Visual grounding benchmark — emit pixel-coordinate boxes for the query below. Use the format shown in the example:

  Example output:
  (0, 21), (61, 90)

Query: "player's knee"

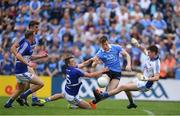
(35, 80), (44, 88)
(120, 84), (127, 91)
(39, 81), (44, 88)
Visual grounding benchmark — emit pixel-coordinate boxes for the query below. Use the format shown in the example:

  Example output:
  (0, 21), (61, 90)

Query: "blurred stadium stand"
(0, 0), (180, 79)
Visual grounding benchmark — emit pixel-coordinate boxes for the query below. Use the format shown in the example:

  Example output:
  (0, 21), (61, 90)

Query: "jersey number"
(66, 75), (71, 85)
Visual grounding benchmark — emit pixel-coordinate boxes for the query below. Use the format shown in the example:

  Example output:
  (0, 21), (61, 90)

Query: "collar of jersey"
(68, 66), (77, 69)
(150, 56), (159, 61)
(24, 39), (31, 45)
(101, 44), (112, 52)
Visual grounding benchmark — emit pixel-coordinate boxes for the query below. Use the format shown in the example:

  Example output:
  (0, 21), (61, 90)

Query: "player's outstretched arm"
(84, 67), (109, 78)
(131, 38), (148, 55)
(142, 73), (160, 81)
(78, 58), (93, 69)
(91, 56), (102, 68)
(11, 39), (19, 57)
(16, 53), (36, 68)
(30, 51), (48, 60)
(122, 49), (131, 71)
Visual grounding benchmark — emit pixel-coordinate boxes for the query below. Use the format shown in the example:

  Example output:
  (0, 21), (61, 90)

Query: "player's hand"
(136, 73), (147, 81)
(101, 67), (109, 73)
(39, 50), (48, 57)
(28, 61), (37, 68)
(125, 65), (132, 71)
(131, 38), (140, 47)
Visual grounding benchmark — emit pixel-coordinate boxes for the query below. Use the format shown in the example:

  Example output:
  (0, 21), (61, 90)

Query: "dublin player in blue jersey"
(4, 30), (48, 108)
(39, 56), (108, 109)
(11, 21), (45, 106)
(91, 35), (131, 104)
(93, 38), (160, 109)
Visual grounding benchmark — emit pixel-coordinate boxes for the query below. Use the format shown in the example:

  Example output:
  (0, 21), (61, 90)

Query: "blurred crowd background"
(0, 0), (180, 79)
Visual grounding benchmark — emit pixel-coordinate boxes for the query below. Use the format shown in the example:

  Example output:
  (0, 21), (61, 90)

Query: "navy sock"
(32, 96), (38, 102)
(101, 92), (109, 98)
(45, 98), (50, 102)
(6, 97), (14, 105)
(20, 89), (32, 98)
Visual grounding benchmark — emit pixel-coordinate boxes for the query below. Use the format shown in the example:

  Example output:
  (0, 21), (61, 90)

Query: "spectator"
(140, 14), (151, 28)
(81, 40), (96, 57)
(175, 48), (180, 79)
(130, 5), (144, 24)
(45, 55), (59, 77)
(139, 0), (151, 13)
(151, 11), (167, 36)
(147, 0), (160, 16)
(172, 8), (180, 28)
(0, 0), (179, 79)
(36, 57), (48, 76)
(29, 0), (41, 14)
(160, 53), (176, 78)
(117, 6), (129, 24)
(0, 51), (14, 75)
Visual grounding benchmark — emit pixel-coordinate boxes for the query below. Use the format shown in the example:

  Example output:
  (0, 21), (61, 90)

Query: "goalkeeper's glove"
(131, 38), (140, 47)
(136, 73), (148, 81)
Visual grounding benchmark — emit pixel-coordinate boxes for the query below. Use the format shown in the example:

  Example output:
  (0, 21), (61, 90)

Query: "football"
(97, 74), (110, 88)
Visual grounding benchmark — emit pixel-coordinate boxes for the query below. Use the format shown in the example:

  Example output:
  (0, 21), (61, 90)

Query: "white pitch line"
(143, 109), (155, 116)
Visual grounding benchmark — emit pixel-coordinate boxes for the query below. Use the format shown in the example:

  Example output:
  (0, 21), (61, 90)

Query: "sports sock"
(101, 92), (109, 98)
(32, 96), (38, 102)
(45, 98), (50, 102)
(20, 89), (32, 98)
(6, 97), (14, 105)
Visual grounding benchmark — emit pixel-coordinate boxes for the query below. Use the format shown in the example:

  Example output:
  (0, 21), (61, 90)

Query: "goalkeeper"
(93, 38), (161, 109)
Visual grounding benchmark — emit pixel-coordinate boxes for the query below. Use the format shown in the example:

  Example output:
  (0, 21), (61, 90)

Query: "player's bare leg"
(108, 82), (138, 96)
(19, 75), (44, 106)
(107, 79), (120, 92)
(16, 82), (29, 106)
(95, 82), (138, 109)
(28, 67), (44, 106)
(78, 100), (96, 109)
(108, 81), (139, 108)
(125, 91), (137, 109)
(40, 93), (65, 104)
(92, 79), (119, 104)
(4, 82), (27, 108)
(30, 73), (44, 106)
(29, 75), (44, 92)
(118, 82), (138, 109)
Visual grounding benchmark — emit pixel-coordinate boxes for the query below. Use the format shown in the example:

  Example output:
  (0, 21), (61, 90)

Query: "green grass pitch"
(0, 97), (180, 115)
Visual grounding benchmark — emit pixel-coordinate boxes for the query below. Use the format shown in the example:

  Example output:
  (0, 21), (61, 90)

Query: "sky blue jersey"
(96, 44), (122, 72)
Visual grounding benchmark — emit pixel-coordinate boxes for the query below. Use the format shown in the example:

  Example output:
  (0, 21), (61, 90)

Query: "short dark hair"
(147, 45), (158, 54)
(25, 30), (34, 39)
(29, 20), (39, 28)
(64, 56), (74, 66)
(99, 35), (108, 44)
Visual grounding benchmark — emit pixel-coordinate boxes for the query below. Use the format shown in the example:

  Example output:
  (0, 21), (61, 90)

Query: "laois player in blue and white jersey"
(4, 30), (48, 108)
(64, 56), (108, 109)
(11, 21), (45, 106)
(39, 56), (108, 109)
(91, 35), (132, 104)
(93, 38), (160, 109)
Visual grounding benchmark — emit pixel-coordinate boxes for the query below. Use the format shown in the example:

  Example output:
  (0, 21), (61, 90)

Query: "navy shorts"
(104, 70), (121, 80)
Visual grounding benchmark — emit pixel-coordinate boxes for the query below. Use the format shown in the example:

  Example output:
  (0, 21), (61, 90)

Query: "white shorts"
(64, 91), (82, 106)
(15, 72), (32, 83)
(133, 78), (151, 92)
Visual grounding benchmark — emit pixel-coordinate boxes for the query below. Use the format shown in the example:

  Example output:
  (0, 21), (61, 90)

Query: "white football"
(97, 74), (110, 88)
